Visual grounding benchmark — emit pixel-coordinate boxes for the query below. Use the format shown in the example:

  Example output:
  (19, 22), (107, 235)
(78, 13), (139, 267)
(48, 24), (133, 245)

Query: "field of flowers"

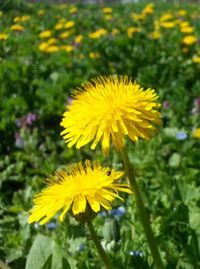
(0, 1), (200, 269)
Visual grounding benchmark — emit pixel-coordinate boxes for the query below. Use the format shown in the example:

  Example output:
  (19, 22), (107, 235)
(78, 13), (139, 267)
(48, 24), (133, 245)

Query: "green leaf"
(169, 153), (181, 167)
(25, 235), (52, 269)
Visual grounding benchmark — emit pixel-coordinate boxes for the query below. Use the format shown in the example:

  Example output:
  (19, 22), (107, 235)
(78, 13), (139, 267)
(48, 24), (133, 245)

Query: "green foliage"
(0, 1), (200, 269)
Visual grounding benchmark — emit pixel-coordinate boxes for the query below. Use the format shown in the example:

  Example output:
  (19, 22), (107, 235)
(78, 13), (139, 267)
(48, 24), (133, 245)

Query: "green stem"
(121, 148), (164, 269)
(87, 219), (114, 269)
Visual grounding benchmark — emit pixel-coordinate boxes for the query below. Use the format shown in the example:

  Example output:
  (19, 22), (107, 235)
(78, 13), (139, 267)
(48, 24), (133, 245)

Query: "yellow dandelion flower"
(111, 28), (120, 36)
(192, 128), (200, 139)
(192, 56), (200, 63)
(74, 34), (83, 44)
(127, 27), (141, 38)
(39, 30), (52, 38)
(179, 21), (189, 28)
(13, 16), (21, 23)
(105, 14), (113, 21)
(180, 26), (194, 34)
(47, 38), (57, 45)
(89, 28), (107, 39)
(59, 30), (73, 39)
(55, 23), (64, 30)
(182, 35), (197, 46)
(69, 6), (77, 14)
(38, 42), (49, 51)
(159, 13), (173, 22)
(88, 28), (107, 39)
(177, 9), (187, 16)
(60, 76), (161, 155)
(131, 13), (145, 21)
(161, 21), (176, 29)
(10, 24), (24, 31)
(142, 3), (154, 16)
(45, 45), (59, 53)
(28, 160), (132, 224)
(149, 31), (161, 39)
(0, 33), (8, 40)
(102, 7), (112, 14)
(64, 21), (75, 29)
(89, 52), (100, 59)
(61, 45), (74, 52)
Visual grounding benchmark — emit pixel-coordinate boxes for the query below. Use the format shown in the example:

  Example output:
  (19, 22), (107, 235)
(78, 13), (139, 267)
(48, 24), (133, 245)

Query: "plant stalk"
(121, 147), (164, 269)
(87, 219), (114, 269)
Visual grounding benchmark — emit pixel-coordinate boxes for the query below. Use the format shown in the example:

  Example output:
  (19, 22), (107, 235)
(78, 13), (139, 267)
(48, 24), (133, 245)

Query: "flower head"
(28, 160), (132, 225)
(61, 75), (161, 155)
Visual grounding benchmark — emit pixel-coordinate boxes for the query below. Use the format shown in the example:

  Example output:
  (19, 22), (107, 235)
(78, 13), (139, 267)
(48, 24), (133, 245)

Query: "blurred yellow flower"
(105, 14), (113, 20)
(179, 21), (189, 28)
(180, 26), (194, 34)
(10, 24), (24, 31)
(182, 35), (197, 46)
(45, 46), (59, 53)
(69, 6), (77, 14)
(55, 23), (64, 30)
(131, 13), (145, 21)
(102, 7), (112, 14)
(64, 21), (75, 29)
(127, 27), (141, 38)
(142, 3), (154, 15)
(60, 30), (73, 39)
(192, 128), (200, 139)
(28, 160), (132, 224)
(74, 34), (83, 44)
(177, 9), (187, 16)
(160, 13), (173, 22)
(161, 21), (176, 29)
(38, 42), (49, 51)
(60, 75), (161, 155)
(89, 52), (100, 59)
(61, 45), (74, 52)
(39, 30), (52, 38)
(0, 11), (3, 17)
(38, 9), (45, 15)
(14, 15), (30, 23)
(47, 38), (57, 45)
(0, 33), (8, 40)
(192, 56), (200, 63)
(111, 28), (120, 36)
(89, 28), (107, 39)
(149, 31), (161, 39)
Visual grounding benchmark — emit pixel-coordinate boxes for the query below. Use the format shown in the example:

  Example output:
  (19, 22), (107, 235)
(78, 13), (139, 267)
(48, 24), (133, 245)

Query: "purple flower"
(176, 131), (187, 140)
(15, 112), (37, 127)
(162, 101), (170, 109)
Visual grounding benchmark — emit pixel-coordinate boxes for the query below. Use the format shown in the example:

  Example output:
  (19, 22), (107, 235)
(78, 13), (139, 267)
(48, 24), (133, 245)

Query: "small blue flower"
(110, 206), (126, 217)
(129, 250), (143, 257)
(176, 131), (187, 140)
(78, 243), (85, 252)
(47, 222), (56, 230)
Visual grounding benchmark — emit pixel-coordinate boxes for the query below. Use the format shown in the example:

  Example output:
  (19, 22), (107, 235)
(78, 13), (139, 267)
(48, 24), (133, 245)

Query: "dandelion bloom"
(182, 35), (197, 46)
(28, 161), (132, 224)
(192, 128), (200, 139)
(10, 24), (24, 31)
(61, 75), (161, 155)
